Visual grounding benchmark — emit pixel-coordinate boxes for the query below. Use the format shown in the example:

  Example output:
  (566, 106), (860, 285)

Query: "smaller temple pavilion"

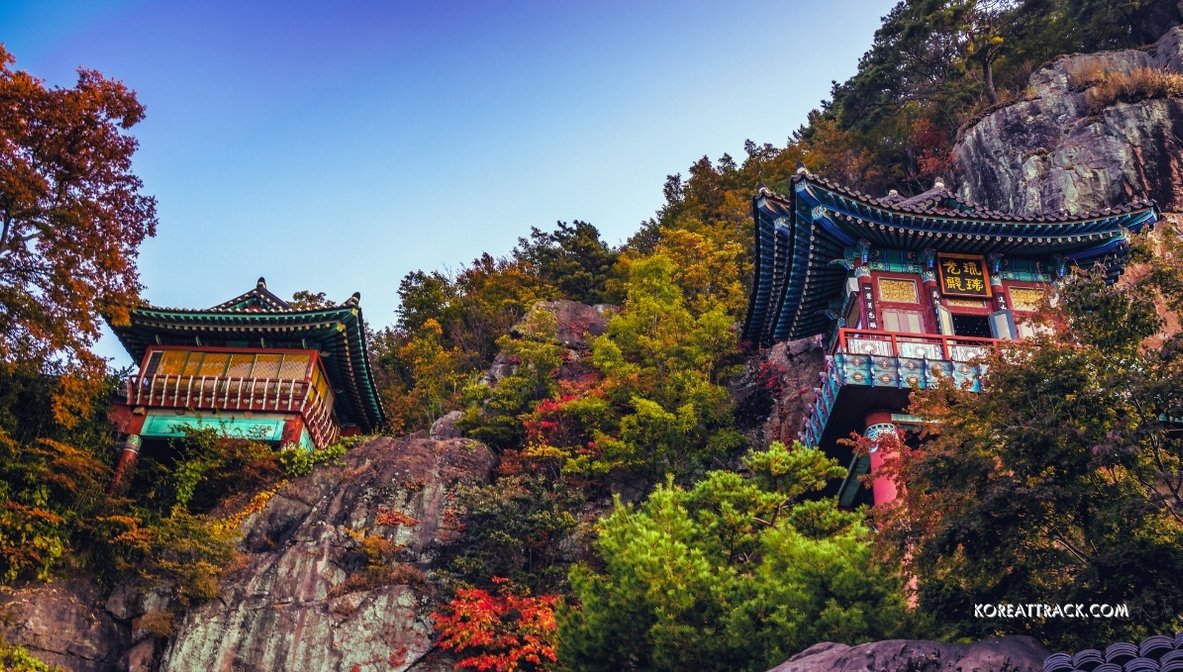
(106, 278), (385, 487)
(744, 168), (1159, 507)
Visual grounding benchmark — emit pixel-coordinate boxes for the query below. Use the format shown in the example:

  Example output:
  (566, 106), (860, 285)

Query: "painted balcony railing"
(834, 328), (998, 361)
(124, 374), (338, 447)
(802, 329), (1000, 447)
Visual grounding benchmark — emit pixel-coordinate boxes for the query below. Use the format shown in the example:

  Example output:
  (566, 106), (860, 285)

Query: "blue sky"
(2, 0), (895, 367)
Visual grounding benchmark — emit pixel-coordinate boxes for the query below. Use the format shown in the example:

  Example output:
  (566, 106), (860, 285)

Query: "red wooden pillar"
(865, 411), (898, 505)
(281, 414), (307, 448)
(855, 240), (878, 331)
(108, 434), (142, 494)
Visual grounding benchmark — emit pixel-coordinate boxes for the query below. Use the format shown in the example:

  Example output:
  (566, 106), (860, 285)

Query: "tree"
(434, 577), (560, 672)
(0, 368), (113, 581)
(878, 233), (1183, 649)
(515, 221), (619, 305)
(0, 46), (157, 380)
(559, 443), (908, 671)
(288, 290), (333, 309)
(564, 254), (742, 488)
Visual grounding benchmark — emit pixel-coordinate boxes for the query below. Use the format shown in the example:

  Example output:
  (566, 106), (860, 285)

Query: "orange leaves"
(433, 579), (560, 672)
(0, 45), (156, 378)
(375, 506), (419, 528)
(909, 117), (953, 181)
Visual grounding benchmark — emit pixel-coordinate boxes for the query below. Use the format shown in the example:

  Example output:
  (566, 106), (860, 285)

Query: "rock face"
(429, 410), (464, 439)
(0, 580), (127, 672)
(735, 335), (827, 448)
(482, 299), (616, 387)
(954, 26), (1183, 213)
(769, 636), (1050, 672)
(159, 436), (496, 672)
(512, 299), (616, 348)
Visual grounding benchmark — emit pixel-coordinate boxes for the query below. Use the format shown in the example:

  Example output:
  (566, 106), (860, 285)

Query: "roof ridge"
(790, 172), (1158, 223)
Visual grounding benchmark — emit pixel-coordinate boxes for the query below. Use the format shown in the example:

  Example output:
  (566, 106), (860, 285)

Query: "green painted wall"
(141, 412), (287, 442)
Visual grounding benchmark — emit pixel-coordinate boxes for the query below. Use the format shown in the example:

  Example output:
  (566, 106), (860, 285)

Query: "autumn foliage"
(433, 578), (560, 672)
(0, 46), (157, 394)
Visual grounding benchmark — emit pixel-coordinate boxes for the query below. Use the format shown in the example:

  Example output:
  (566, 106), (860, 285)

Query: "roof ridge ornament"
(257, 276), (267, 289)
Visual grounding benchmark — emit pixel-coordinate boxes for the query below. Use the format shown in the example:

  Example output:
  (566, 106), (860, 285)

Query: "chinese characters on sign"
(861, 283), (878, 330)
(936, 254), (991, 298)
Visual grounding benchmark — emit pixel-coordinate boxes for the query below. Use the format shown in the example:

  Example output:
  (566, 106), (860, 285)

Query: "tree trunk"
(982, 56), (998, 105)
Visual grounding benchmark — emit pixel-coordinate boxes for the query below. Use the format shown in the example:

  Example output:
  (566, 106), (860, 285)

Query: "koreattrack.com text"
(974, 603), (1129, 619)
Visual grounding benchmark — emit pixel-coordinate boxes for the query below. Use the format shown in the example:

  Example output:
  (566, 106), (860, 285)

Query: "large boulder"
(0, 579), (128, 672)
(954, 26), (1183, 213)
(769, 636), (1050, 672)
(159, 436), (496, 672)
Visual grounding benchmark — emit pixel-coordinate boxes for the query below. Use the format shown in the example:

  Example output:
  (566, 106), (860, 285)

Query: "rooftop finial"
(345, 291), (361, 307)
(933, 177), (946, 190)
(257, 277), (267, 289)
(795, 160), (807, 176)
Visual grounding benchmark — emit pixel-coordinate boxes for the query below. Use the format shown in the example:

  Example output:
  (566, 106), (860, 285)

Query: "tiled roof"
(1045, 634), (1183, 672)
(106, 279), (385, 432)
(743, 172), (1160, 346)
(208, 277), (292, 311)
(790, 170), (1156, 224)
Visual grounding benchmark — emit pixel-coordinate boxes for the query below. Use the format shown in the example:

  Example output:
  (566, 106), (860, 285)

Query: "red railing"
(124, 375), (338, 447)
(835, 328), (998, 362)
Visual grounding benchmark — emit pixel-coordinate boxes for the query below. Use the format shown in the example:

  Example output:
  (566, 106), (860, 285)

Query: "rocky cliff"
(159, 436), (493, 672)
(0, 436), (495, 672)
(954, 26), (1183, 213)
(735, 335), (827, 449)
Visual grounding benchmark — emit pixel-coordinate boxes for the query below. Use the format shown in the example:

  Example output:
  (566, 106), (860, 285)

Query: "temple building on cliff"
(744, 169), (1159, 507)
(105, 278), (386, 487)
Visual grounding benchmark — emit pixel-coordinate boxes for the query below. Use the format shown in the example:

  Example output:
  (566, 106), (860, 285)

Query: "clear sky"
(2, 0), (896, 367)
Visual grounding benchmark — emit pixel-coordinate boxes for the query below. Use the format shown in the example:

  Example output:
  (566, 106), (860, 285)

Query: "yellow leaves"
(521, 443), (568, 461)
(212, 482), (285, 535)
(655, 228), (748, 318)
(50, 370), (104, 429)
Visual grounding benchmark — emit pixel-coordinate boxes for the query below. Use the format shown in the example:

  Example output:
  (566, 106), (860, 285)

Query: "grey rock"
(768, 636), (1050, 672)
(735, 335), (827, 447)
(0, 579), (128, 672)
(481, 299), (618, 388)
(159, 436), (495, 672)
(429, 410), (464, 439)
(954, 27), (1183, 214)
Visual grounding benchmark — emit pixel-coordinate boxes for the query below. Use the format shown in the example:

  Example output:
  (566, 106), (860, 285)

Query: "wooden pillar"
(923, 249), (953, 336)
(108, 434), (142, 494)
(865, 411), (898, 505)
(987, 253), (1016, 340)
(282, 414), (307, 449)
(855, 240), (878, 331)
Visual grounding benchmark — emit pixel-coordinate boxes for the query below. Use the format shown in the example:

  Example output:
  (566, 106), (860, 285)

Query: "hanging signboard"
(937, 253), (992, 298)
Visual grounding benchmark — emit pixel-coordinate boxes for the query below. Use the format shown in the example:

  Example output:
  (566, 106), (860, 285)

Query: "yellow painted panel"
(253, 354), (282, 379)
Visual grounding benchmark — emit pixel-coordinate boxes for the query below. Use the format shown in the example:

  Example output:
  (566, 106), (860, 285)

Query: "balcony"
(837, 329), (997, 362)
(123, 374), (338, 447)
(802, 328), (999, 447)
